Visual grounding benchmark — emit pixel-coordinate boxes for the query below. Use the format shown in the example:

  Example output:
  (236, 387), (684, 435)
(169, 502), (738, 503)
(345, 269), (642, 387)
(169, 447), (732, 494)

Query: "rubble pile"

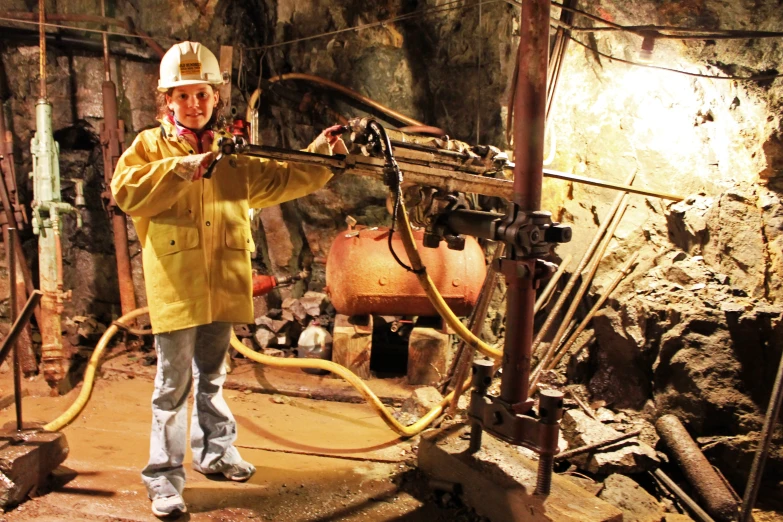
(569, 183), (783, 491)
(236, 291), (333, 358)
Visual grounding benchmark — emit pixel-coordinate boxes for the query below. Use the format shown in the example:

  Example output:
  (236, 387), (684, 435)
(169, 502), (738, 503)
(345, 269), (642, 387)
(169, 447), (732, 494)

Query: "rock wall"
(1, 4), (783, 490)
(581, 184), (783, 488)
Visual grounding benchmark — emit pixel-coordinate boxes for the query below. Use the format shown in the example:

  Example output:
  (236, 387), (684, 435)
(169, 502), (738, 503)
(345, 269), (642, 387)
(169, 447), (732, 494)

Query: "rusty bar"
(9, 228), (22, 430)
(101, 34), (137, 318)
(652, 469), (717, 522)
(543, 168), (682, 201)
(555, 428), (642, 461)
(38, 0), (46, 99)
(445, 243), (505, 416)
(101, 0), (110, 81)
(546, 251), (639, 374)
(0, 291), (42, 367)
(499, 0), (550, 407)
(511, 0), (548, 211)
(0, 169), (35, 302)
(531, 171), (634, 362)
(499, 259), (537, 405)
(740, 345), (783, 522)
(530, 195), (631, 391)
(656, 414), (738, 522)
(0, 162), (42, 366)
(546, 0), (575, 121)
(0, 84), (30, 231)
(237, 144), (684, 202)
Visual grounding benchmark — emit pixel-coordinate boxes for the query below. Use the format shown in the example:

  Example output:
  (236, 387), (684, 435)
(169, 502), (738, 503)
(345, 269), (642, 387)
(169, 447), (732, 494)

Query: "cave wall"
(0, 0), (782, 485)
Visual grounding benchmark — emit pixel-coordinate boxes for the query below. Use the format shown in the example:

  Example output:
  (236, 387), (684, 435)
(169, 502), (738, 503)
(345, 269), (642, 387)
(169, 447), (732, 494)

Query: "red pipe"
(252, 274), (278, 296)
(499, 0), (550, 408)
(102, 73), (138, 317)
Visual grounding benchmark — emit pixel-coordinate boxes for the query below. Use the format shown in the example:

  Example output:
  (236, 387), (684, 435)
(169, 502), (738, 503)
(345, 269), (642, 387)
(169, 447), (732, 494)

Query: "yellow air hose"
(228, 334), (470, 437)
(44, 177), (505, 436)
(392, 198), (503, 360)
(44, 307), (150, 432)
(44, 307), (471, 438)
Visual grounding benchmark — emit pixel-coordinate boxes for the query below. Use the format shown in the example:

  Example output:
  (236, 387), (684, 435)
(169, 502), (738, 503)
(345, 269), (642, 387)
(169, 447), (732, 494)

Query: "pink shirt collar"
(167, 114), (215, 153)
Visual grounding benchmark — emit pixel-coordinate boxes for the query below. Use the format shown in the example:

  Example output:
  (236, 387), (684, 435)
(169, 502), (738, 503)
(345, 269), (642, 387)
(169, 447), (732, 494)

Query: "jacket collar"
(158, 115), (232, 147)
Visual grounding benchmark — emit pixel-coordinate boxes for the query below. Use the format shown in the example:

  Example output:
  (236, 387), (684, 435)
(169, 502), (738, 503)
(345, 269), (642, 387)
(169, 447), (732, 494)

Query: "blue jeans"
(142, 322), (245, 498)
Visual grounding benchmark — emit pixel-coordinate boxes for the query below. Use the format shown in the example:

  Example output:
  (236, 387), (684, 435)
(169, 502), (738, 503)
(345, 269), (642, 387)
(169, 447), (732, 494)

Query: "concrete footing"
(0, 430), (69, 509)
(418, 424), (622, 522)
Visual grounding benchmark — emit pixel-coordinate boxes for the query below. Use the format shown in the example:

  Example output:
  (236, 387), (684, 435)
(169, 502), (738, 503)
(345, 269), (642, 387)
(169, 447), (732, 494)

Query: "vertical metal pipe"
(0, 137), (38, 373)
(9, 228), (22, 431)
(511, 0), (549, 212)
(100, 5), (137, 318)
(38, 0), (46, 99)
(499, 262), (537, 405)
(740, 350), (783, 522)
(499, 0), (550, 407)
(546, 0), (575, 122)
(101, 0), (110, 82)
(0, 170), (39, 326)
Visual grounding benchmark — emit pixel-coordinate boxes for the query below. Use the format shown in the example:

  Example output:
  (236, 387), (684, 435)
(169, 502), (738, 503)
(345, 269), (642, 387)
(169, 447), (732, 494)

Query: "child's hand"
(323, 125), (348, 155)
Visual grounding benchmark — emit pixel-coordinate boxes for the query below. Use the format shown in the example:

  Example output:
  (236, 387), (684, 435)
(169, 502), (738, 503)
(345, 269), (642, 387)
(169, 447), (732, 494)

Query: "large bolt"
(545, 223), (572, 244)
(535, 389), (564, 495)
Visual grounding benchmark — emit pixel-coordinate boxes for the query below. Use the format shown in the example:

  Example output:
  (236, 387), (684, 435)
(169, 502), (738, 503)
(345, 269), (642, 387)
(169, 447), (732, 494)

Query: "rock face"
(598, 474), (667, 522)
(585, 184), (783, 489)
(561, 410), (659, 475)
(667, 186), (783, 301)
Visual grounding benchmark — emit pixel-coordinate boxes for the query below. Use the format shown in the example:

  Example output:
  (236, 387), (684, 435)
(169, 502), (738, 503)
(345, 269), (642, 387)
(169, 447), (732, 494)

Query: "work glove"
(322, 124), (349, 155)
(173, 152), (215, 181)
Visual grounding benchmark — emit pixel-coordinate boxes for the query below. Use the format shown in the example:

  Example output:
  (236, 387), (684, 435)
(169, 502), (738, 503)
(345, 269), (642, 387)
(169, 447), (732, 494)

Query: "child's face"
(166, 84), (219, 131)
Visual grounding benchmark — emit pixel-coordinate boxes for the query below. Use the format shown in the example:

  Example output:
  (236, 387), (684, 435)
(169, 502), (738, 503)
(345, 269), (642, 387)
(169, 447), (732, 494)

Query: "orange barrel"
(326, 227), (487, 316)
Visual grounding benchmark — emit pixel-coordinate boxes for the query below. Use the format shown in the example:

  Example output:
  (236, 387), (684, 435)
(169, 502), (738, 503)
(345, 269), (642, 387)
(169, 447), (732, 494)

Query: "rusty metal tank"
(326, 226), (486, 316)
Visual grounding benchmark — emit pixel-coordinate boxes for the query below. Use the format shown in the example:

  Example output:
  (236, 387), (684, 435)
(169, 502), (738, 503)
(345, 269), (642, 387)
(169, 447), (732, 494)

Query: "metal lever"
(203, 137), (239, 179)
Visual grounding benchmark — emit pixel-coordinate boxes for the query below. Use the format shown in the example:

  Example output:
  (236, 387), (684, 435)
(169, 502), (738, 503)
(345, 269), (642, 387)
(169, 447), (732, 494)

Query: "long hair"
(155, 86), (228, 130)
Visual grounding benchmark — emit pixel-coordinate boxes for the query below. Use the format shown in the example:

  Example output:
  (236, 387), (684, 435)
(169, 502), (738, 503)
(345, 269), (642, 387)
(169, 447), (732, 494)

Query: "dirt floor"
(0, 350), (482, 522)
(0, 348), (781, 521)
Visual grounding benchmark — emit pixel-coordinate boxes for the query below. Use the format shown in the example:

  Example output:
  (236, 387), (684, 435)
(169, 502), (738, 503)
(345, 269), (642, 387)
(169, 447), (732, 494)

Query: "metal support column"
(100, 0), (137, 318)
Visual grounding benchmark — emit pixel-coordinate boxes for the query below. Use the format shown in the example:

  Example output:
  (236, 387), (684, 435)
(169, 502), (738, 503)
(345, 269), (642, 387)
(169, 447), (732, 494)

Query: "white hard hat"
(157, 41), (224, 92)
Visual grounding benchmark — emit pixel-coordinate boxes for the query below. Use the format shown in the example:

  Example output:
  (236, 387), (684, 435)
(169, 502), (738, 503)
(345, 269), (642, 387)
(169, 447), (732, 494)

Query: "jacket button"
(206, 221), (211, 226)
(170, 240), (175, 245)
(246, 239), (250, 243)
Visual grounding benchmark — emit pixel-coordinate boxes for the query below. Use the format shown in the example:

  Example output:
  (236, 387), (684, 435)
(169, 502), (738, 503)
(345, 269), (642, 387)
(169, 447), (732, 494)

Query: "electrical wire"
(567, 33), (783, 81)
(503, 0), (783, 44)
(558, 22), (783, 40)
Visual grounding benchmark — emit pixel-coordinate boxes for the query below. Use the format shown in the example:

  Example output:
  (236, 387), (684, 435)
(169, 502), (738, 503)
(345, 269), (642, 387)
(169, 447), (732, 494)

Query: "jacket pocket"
(225, 223), (256, 252)
(149, 218), (200, 257)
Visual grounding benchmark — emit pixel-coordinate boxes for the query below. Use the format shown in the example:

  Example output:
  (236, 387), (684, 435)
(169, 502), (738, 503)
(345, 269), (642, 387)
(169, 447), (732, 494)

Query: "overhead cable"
(568, 34), (783, 81)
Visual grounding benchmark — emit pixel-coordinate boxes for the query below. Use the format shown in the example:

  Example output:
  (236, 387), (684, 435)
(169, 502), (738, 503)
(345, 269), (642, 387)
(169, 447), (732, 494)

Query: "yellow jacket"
(111, 118), (334, 333)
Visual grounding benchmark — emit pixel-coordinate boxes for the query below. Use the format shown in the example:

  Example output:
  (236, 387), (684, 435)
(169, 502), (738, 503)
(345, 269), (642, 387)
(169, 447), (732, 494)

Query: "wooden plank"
(332, 314), (372, 379)
(418, 424), (623, 522)
(0, 430), (68, 508)
(407, 326), (449, 386)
